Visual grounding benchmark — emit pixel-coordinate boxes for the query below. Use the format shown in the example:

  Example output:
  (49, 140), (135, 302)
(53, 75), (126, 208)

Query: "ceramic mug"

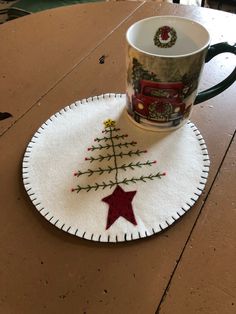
(126, 16), (236, 131)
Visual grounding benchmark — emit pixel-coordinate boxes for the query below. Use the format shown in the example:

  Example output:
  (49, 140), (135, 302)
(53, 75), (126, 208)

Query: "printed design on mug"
(129, 58), (194, 127)
(154, 26), (177, 48)
(71, 119), (166, 230)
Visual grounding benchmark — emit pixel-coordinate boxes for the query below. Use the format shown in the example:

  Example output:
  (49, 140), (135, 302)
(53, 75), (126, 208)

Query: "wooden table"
(0, 2), (235, 313)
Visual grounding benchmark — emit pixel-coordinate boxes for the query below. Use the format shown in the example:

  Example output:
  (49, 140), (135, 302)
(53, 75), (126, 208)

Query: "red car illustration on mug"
(132, 80), (190, 127)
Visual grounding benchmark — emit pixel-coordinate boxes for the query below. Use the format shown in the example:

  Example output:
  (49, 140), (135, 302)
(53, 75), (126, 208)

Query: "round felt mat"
(22, 94), (210, 242)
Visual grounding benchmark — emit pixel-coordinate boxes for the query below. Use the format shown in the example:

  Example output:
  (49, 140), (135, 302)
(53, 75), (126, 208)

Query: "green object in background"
(15, 0), (102, 13)
(8, 0), (104, 20)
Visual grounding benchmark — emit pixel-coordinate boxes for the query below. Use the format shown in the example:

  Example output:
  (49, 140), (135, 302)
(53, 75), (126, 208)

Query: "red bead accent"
(71, 188), (75, 192)
(87, 148), (91, 151)
(153, 160), (157, 164)
(74, 173), (77, 176)
(162, 172), (166, 176)
(85, 157), (89, 160)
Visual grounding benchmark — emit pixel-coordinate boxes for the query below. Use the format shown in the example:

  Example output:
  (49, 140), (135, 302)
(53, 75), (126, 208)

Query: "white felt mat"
(22, 94), (210, 242)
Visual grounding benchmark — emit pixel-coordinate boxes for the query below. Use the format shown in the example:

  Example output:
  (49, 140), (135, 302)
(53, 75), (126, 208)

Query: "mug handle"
(195, 42), (236, 105)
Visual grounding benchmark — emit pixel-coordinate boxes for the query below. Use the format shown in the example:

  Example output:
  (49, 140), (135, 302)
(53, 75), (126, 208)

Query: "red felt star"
(102, 185), (137, 230)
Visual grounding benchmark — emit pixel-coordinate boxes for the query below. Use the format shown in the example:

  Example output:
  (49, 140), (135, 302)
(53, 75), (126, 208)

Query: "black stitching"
(67, 226), (71, 232)
(98, 234), (101, 241)
(75, 229), (78, 236)
(54, 219), (59, 226)
(181, 207), (187, 212)
(152, 228), (155, 234)
(44, 212), (49, 217)
(124, 233), (127, 241)
(39, 207), (44, 212)
(197, 187), (203, 191)
(138, 232), (141, 238)
(82, 231), (86, 238)
(35, 203), (41, 207)
(190, 198), (196, 202)
(159, 224), (163, 230)
(166, 220), (170, 226)
(171, 216), (176, 221)
(91, 233), (94, 240)
(194, 192), (200, 196)
(145, 231), (148, 236)
(26, 187), (32, 192)
(186, 203), (191, 207)
(107, 235), (110, 242)
(176, 212), (181, 217)
(49, 216), (54, 222)
(61, 223), (65, 230)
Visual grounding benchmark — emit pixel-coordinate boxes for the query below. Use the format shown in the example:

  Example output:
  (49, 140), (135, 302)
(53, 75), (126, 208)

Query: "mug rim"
(126, 15), (211, 58)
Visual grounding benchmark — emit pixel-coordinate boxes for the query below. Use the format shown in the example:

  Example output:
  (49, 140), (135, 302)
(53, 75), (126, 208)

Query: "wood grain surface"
(0, 2), (235, 313)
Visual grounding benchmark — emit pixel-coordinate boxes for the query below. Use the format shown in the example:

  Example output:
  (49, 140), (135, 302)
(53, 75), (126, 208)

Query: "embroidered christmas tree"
(72, 119), (166, 229)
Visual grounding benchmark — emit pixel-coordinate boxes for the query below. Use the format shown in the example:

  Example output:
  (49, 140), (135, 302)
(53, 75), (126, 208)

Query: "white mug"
(126, 16), (236, 131)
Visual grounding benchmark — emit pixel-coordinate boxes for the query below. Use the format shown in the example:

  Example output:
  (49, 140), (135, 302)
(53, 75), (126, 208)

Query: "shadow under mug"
(126, 16), (236, 131)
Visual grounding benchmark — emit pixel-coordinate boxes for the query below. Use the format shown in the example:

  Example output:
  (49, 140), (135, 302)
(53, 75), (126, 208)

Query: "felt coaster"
(22, 94), (210, 242)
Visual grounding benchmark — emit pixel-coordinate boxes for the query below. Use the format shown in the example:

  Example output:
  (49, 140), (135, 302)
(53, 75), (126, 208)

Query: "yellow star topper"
(103, 119), (116, 128)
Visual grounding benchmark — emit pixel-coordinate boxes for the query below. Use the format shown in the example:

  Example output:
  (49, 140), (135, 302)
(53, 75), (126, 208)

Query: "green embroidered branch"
(72, 172), (166, 193)
(88, 141), (137, 151)
(85, 149), (147, 163)
(102, 127), (120, 133)
(74, 160), (157, 177)
(94, 134), (128, 142)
